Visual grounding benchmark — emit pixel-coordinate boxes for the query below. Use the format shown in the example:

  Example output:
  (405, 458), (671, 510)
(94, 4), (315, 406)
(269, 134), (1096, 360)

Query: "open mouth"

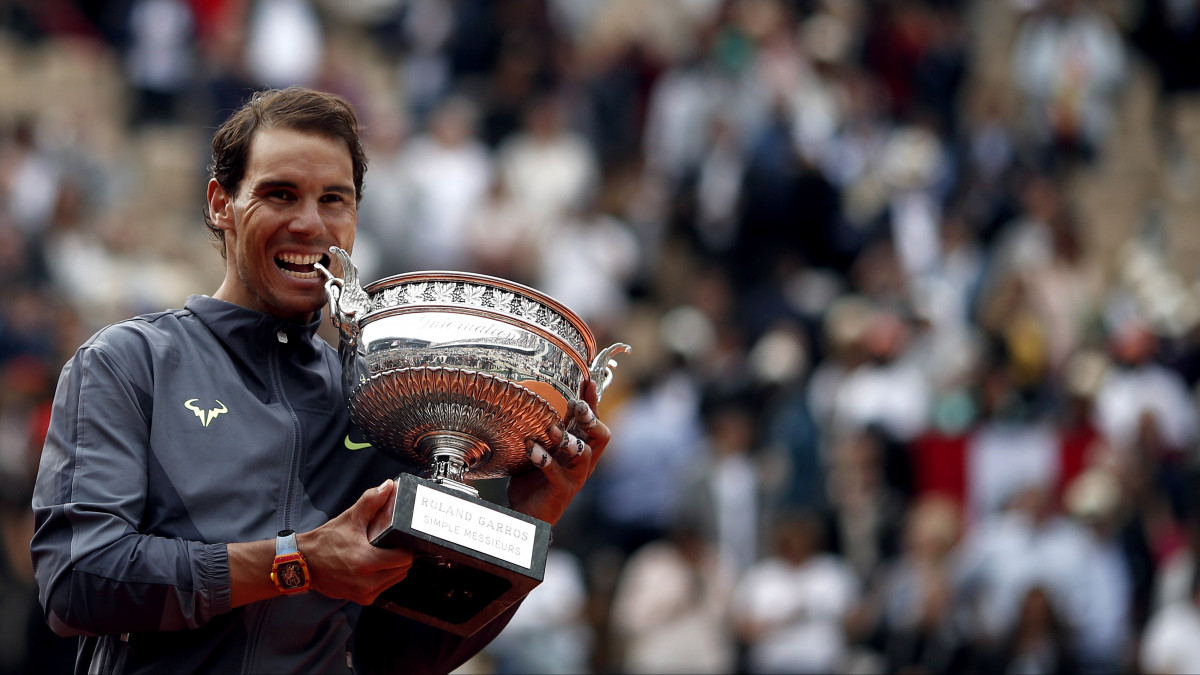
(275, 252), (330, 279)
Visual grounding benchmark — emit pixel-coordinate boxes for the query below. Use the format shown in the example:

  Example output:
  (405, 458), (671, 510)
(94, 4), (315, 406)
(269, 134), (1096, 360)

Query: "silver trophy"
(317, 247), (628, 635)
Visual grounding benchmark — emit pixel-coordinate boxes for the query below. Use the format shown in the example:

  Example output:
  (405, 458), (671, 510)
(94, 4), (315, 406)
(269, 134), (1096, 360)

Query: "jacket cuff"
(200, 543), (233, 618)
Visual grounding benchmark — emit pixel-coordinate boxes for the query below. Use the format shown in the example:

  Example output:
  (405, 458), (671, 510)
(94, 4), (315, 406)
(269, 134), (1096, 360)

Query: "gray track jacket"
(31, 295), (514, 674)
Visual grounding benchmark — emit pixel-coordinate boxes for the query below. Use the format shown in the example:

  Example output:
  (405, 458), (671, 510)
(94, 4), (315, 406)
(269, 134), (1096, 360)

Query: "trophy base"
(370, 473), (551, 636)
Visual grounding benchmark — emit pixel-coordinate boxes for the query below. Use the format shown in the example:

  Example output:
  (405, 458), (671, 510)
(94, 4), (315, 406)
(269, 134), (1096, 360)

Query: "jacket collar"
(184, 294), (325, 361)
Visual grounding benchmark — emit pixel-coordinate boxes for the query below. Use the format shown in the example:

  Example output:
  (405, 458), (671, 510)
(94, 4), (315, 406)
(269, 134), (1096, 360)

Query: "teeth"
(278, 252), (323, 265)
(276, 252), (325, 279)
(281, 269), (321, 279)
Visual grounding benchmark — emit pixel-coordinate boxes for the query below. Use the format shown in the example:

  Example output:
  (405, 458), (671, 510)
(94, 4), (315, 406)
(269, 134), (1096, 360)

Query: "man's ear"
(207, 178), (235, 231)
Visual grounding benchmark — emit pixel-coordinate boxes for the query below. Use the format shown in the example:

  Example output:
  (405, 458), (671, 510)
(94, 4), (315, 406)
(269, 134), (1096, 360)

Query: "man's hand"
(228, 479), (413, 608)
(299, 479), (414, 606)
(507, 379), (611, 526)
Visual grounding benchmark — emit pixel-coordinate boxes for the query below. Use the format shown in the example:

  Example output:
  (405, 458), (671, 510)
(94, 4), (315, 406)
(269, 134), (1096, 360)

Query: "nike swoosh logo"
(344, 435), (372, 451)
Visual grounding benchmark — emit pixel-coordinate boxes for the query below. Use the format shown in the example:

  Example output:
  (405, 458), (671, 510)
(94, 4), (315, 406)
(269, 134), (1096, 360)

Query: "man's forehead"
(245, 127), (354, 177)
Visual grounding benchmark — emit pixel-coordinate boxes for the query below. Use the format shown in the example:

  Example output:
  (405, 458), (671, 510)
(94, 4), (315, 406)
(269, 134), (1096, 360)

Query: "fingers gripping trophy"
(316, 247), (629, 635)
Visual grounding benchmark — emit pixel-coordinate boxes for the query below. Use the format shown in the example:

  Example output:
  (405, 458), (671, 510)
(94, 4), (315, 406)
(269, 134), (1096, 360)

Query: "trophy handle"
(315, 246), (372, 341)
(589, 343), (631, 403)
(315, 247), (374, 400)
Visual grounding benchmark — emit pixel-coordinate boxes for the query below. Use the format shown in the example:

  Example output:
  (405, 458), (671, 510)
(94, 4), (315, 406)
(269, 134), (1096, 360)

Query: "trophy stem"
(418, 432), (489, 497)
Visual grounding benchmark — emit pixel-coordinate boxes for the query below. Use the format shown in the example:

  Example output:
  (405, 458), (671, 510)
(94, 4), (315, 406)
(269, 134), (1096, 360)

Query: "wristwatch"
(270, 530), (310, 595)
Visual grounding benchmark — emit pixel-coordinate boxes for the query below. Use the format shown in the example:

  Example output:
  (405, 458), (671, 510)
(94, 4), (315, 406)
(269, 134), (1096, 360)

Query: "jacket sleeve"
(30, 342), (232, 637)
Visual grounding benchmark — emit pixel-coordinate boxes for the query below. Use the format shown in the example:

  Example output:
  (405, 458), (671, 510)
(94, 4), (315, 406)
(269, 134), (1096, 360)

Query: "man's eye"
(322, 193), (347, 203)
(267, 190), (294, 201)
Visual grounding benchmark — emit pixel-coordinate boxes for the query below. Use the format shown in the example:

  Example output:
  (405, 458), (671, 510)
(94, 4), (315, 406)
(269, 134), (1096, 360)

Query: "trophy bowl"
(318, 247), (629, 635)
(321, 246), (629, 489)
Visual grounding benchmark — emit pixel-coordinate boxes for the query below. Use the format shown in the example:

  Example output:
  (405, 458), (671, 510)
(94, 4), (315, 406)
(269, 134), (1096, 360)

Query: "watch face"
(277, 560), (307, 589)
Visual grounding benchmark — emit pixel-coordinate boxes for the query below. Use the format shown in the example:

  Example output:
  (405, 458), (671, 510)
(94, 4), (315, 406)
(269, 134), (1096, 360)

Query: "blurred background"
(3, 0), (1200, 673)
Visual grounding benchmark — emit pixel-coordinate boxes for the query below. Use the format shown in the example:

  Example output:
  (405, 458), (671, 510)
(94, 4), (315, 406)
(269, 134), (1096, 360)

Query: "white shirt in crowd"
(1141, 599), (1200, 675)
(733, 553), (860, 674)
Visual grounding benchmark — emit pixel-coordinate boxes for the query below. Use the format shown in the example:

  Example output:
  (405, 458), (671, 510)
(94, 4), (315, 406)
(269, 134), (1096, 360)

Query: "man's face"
(208, 127), (357, 322)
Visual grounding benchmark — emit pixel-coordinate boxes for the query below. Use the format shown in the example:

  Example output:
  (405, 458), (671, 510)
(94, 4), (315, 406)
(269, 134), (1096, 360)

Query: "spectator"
(850, 494), (970, 675)
(823, 302), (932, 447)
(534, 193), (641, 333)
(1093, 318), (1199, 458)
(243, 0), (324, 88)
(986, 585), (1079, 675)
(1130, 0), (1200, 195)
(823, 426), (907, 584)
(588, 358), (707, 557)
(461, 173), (541, 285)
(751, 322), (825, 512)
(496, 91), (599, 226)
(353, 114), (414, 282)
(394, 93), (493, 271)
(1059, 467), (1134, 673)
(678, 392), (765, 577)
(961, 342), (1061, 522)
(1010, 0), (1127, 171)
(732, 510), (860, 674)
(0, 117), (65, 240)
(953, 482), (1092, 653)
(1152, 468), (1200, 614)
(1141, 566), (1200, 675)
(608, 520), (737, 674)
(121, 0), (196, 127)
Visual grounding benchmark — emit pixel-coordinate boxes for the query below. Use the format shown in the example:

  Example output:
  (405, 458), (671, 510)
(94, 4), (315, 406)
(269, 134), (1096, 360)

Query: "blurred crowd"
(4, 0), (1200, 673)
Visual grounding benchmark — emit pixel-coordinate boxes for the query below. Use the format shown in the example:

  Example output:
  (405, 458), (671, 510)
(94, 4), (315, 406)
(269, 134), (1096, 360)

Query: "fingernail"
(556, 427), (572, 450)
(529, 442), (551, 468)
(377, 479), (391, 493)
(575, 404), (598, 429)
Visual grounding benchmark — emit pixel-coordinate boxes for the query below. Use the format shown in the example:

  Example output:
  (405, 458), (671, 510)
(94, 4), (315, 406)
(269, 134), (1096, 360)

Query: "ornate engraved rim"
(358, 304), (591, 375)
(362, 271), (597, 361)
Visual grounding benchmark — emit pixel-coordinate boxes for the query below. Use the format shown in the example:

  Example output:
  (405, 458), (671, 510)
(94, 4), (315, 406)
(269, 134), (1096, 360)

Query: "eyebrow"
(254, 179), (355, 197)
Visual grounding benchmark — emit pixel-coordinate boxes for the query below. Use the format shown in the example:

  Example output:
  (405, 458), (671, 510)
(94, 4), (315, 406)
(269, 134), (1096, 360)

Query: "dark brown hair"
(203, 87), (368, 254)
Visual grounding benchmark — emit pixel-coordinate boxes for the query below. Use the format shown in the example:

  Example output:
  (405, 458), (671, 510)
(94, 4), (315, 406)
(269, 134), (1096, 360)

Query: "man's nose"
(288, 198), (325, 236)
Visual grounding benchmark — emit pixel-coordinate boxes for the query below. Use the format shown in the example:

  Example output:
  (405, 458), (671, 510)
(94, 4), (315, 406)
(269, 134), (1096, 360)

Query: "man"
(30, 87), (610, 674)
